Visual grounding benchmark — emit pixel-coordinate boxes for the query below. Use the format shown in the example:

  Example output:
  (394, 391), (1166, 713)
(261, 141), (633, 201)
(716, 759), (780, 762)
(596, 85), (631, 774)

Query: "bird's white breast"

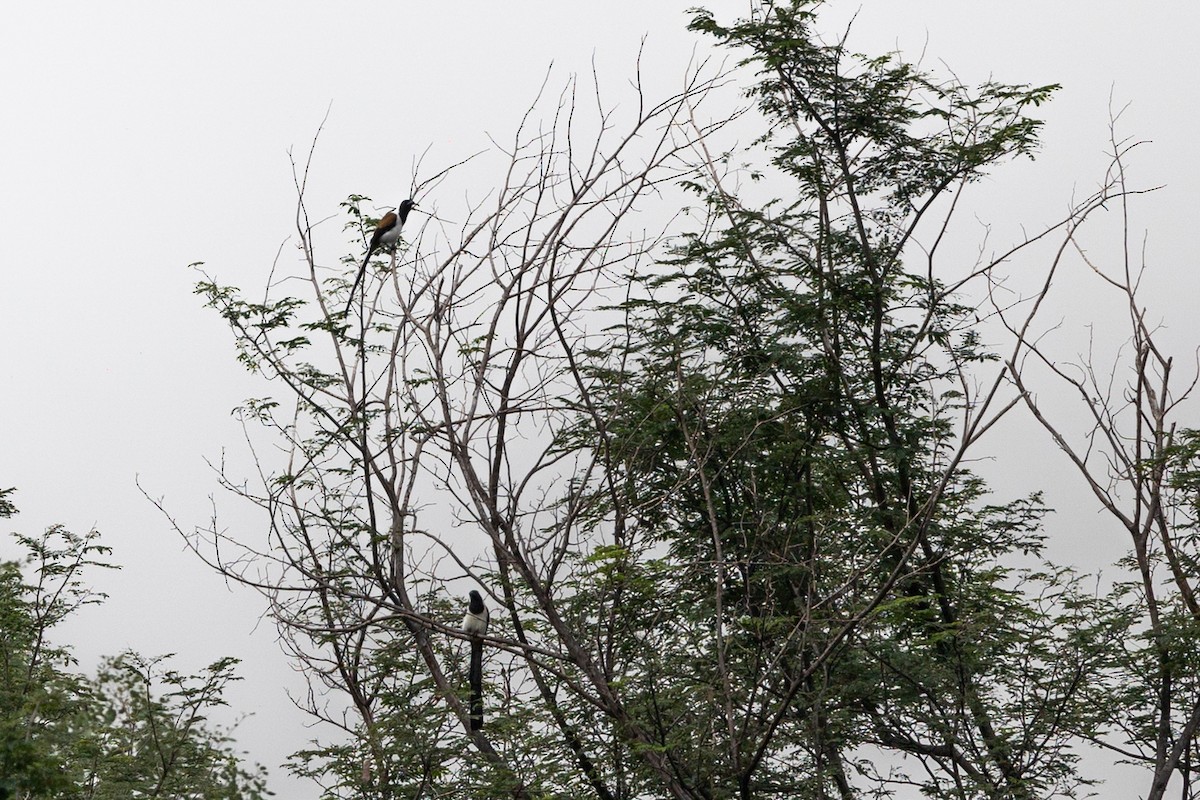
(462, 609), (489, 636)
(377, 224), (403, 248)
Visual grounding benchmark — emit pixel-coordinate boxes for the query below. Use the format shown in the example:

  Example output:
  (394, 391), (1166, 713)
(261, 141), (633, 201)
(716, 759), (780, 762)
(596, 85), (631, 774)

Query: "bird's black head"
(468, 589), (484, 612)
(397, 198), (417, 220)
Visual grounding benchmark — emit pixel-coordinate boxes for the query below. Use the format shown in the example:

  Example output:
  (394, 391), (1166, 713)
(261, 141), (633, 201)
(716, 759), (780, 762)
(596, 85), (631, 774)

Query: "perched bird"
(461, 589), (489, 731)
(345, 199), (416, 315)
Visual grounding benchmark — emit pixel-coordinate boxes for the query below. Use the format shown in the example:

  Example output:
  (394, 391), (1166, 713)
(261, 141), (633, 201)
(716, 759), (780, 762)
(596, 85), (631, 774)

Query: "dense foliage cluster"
(0, 513), (268, 800)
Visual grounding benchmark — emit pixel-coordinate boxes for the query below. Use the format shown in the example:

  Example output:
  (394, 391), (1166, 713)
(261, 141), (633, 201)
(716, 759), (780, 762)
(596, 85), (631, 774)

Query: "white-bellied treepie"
(461, 589), (489, 731)
(345, 198), (416, 315)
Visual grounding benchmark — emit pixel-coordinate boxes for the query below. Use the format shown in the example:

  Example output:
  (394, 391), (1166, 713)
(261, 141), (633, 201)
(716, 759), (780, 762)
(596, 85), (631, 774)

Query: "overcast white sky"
(2, 2), (1197, 796)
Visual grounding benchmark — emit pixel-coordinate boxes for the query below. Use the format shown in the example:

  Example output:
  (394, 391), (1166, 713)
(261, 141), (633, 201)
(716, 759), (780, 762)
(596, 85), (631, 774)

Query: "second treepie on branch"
(462, 589), (489, 731)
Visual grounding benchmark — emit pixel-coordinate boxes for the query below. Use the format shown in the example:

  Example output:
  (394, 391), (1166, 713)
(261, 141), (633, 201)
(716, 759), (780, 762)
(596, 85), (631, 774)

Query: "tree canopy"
(188, 2), (1200, 798)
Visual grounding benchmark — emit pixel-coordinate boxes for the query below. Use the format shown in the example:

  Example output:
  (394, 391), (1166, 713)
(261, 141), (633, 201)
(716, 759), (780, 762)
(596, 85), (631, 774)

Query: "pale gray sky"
(2, 2), (1196, 796)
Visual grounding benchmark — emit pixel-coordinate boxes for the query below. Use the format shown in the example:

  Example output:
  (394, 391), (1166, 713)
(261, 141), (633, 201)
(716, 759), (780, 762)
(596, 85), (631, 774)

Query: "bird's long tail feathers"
(344, 249), (374, 317)
(469, 639), (484, 731)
